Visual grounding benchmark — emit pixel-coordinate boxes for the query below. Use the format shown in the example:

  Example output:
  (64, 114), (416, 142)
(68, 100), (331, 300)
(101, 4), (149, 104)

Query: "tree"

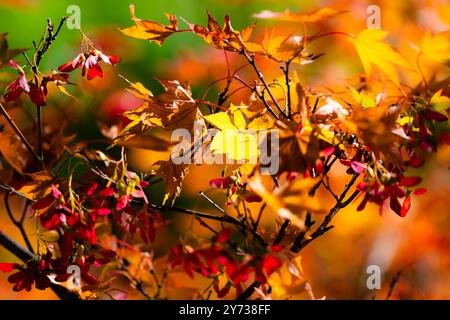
(0, 4), (448, 300)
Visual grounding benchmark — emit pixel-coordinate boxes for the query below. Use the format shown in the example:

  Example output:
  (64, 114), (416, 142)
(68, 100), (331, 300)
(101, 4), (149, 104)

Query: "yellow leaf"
(420, 31), (450, 64)
(351, 29), (410, 86)
(248, 172), (325, 229)
(430, 89), (450, 114)
(204, 106), (273, 162)
(120, 5), (178, 45)
(253, 7), (345, 23)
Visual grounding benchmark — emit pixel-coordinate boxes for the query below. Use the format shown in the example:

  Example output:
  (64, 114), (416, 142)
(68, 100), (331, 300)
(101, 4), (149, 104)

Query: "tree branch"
(0, 230), (79, 300)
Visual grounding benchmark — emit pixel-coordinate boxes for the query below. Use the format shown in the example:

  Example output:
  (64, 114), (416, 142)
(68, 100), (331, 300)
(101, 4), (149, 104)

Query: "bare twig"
(0, 102), (41, 163)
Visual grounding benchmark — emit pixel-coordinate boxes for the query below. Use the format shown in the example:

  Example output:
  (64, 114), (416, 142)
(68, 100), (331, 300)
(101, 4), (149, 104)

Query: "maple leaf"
(248, 172), (325, 229)
(155, 160), (189, 205)
(117, 79), (203, 143)
(253, 7), (345, 23)
(120, 4), (178, 45)
(348, 86), (377, 109)
(245, 31), (323, 65)
(351, 29), (410, 86)
(430, 89), (450, 115)
(0, 122), (32, 174)
(0, 33), (27, 69)
(183, 12), (254, 52)
(265, 255), (309, 299)
(420, 31), (450, 64)
(275, 121), (322, 174)
(344, 104), (407, 164)
(203, 105), (273, 162)
(16, 171), (53, 201)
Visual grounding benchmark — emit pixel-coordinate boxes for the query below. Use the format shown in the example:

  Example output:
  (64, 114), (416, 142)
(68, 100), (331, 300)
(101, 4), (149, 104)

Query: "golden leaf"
(253, 7), (345, 23)
(351, 29), (410, 86)
(248, 172), (325, 229)
(120, 5), (178, 45)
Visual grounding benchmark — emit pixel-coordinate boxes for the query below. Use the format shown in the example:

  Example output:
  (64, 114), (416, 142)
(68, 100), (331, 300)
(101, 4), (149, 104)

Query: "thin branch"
(0, 102), (41, 163)
(273, 219), (290, 245)
(0, 230), (79, 300)
(236, 280), (260, 301)
(149, 203), (241, 226)
(281, 61), (292, 118)
(240, 50), (284, 118)
(4, 193), (34, 253)
(291, 173), (360, 252)
(386, 270), (402, 300)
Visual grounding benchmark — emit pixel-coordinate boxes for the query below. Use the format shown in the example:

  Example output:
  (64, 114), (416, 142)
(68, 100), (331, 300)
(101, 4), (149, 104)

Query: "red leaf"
(413, 188), (427, 195)
(99, 249), (117, 258)
(116, 195), (128, 210)
(95, 208), (111, 216)
(244, 194), (262, 203)
(350, 161), (366, 174)
(209, 177), (232, 189)
(99, 187), (115, 197)
(87, 63), (103, 80)
(0, 262), (17, 273)
(424, 108), (448, 122)
(400, 196), (411, 217)
(399, 176), (422, 187)
(216, 228), (231, 243)
(262, 255), (282, 276)
(389, 197), (401, 216)
(32, 194), (54, 210)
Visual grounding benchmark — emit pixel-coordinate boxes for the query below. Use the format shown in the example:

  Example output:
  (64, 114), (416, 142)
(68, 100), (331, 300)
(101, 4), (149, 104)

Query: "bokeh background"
(0, 0), (449, 299)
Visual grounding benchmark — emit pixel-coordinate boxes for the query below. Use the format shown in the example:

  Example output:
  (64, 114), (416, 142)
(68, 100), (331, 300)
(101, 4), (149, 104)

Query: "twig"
(0, 230), (79, 300)
(149, 203), (241, 226)
(386, 270), (402, 300)
(240, 50), (284, 119)
(236, 280), (260, 301)
(281, 61), (292, 118)
(273, 219), (290, 245)
(0, 102), (41, 163)
(291, 173), (360, 252)
(4, 193), (34, 253)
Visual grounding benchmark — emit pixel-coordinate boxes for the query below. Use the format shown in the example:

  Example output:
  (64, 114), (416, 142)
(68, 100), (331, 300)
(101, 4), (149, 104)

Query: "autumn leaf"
(348, 86), (376, 109)
(266, 255), (308, 299)
(248, 172), (325, 229)
(430, 89), (450, 115)
(120, 4), (178, 45)
(182, 12), (254, 52)
(253, 7), (345, 23)
(203, 105), (273, 162)
(0, 124), (31, 174)
(351, 29), (410, 86)
(155, 160), (189, 205)
(420, 31), (450, 64)
(16, 171), (53, 201)
(117, 78), (203, 143)
(0, 33), (27, 69)
(273, 120), (322, 174)
(344, 104), (407, 164)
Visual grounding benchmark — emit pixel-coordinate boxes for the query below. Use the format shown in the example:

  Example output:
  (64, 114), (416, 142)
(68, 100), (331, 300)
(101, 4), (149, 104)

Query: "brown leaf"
(248, 172), (325, 229)
(117, 79), (204, 144)
(155, 160), (189, 205)
(183, 12), (254, 52)
(0, 33), (27, 69)
(0, 128), (31, 174)
(120, 4), (178, 45)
